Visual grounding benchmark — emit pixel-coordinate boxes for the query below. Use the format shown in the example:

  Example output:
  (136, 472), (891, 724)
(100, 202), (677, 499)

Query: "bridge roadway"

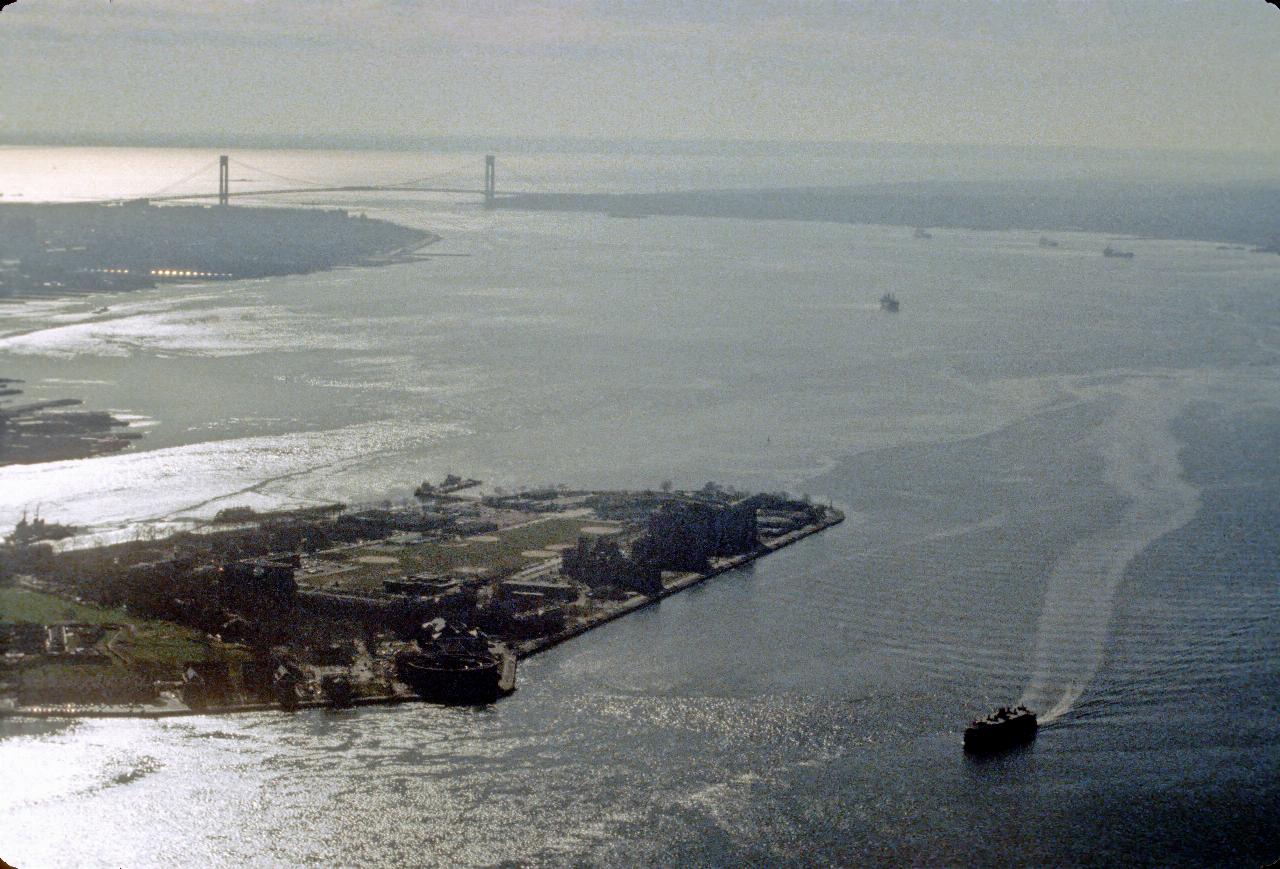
(139, 186), (520, 204)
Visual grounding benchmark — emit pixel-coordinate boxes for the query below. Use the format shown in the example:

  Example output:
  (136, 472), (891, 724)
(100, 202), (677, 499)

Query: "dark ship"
(879, 292), (900, 313)
(963, 704), (1037, 752)
(1102, 245), (1134, 259)
(5, 511), (78, 545)
(395, 619), (516, 705)
(413, 473), (481, 499)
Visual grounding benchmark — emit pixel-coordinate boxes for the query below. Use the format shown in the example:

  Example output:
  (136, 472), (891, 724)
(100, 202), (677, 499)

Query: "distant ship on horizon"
(879, 292), (900, 313)
(1103, 245), (1135, 259)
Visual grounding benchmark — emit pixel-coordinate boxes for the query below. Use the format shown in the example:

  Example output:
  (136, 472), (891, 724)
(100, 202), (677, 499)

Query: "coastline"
(513, 509), (844, 660)
(0, 507), (844, 720)
(0, 200), (439, 302)
(496, 183), (1280, 250)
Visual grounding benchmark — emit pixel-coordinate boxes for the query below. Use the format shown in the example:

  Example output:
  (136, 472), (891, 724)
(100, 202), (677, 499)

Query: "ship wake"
(1020, 384), (1200, 724)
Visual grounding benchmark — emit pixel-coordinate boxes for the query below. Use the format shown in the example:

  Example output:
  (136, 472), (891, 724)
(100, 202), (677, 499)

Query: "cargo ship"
(963, 704), (1037, 752)
(395, 620), (516, 705)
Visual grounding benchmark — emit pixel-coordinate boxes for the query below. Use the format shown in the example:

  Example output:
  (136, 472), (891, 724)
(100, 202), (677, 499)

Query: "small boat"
(92, 306), (110, 314)
(1103, 246), (1134, 259)
(1038, 236), (1059, 248)
(272, 665), (302, 710)
(913, 227), (933, 240)
(320, 674), (354, 708)
(879, 292), (900, 313)
(964, 704), (1037, 753)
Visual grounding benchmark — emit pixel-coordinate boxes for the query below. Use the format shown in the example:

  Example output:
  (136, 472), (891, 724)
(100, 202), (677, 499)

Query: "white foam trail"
(1021, 385), (1200, 723)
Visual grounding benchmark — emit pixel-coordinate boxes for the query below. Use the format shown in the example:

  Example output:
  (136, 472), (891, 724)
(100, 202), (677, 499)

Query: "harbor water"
(0, 147), (1277, 866)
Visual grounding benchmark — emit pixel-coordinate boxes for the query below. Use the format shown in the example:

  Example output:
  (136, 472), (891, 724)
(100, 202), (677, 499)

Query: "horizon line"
(2, 131), (1278, 161)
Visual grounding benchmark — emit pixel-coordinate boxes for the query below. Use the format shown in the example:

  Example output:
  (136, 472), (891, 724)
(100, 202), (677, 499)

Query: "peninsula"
(0, 201), (436, 299)
(0, 377), (140, 466)
(0, 481), (842, 717)
(497, 180), (1280, 250)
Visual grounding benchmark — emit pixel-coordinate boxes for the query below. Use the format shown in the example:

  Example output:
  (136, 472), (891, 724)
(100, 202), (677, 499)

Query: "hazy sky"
(1, 1), (1277, 151)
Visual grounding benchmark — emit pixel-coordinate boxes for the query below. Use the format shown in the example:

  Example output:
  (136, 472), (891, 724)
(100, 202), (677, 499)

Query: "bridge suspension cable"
(134, 158), (224, 201)
(87, 152), (537, 206)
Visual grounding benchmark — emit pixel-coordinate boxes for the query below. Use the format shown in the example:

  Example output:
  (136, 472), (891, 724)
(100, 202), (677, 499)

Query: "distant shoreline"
(497, 182), (1280, 250)
(0, 200), (439, 301)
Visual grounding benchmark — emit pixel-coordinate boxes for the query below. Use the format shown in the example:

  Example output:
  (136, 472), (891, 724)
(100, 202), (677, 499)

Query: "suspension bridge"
(116, 154), (528, 208)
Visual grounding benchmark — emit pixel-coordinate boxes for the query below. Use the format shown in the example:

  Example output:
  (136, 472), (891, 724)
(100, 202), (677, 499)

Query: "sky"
(0, 1), (1277, 152)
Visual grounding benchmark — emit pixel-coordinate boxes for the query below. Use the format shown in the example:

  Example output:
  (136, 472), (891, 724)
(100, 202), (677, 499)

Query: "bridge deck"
(141, 186), (517, 204)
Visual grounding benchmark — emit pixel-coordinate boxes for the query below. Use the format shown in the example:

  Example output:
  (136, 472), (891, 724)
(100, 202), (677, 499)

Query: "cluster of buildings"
(0, 621), (111, 662)
(1, 481), (836, 710)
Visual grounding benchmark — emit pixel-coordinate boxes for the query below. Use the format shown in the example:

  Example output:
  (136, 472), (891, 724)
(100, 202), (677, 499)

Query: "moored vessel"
(396, 650), (506, 705)
(963, 704), (1037, 752)
(395, 620), (516, 705)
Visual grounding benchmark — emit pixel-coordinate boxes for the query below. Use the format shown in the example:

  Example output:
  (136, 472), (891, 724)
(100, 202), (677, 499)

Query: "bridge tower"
(218, 155), (230, 206)
(483, 155), (496, 209)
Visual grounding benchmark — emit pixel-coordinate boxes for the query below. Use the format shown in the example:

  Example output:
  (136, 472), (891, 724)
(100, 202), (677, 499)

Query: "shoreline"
(0, 200), (439, 303)
(0, 231), (441, 307)
(0, 508), (844, 721)
(513, 510), (843, 659)
(495, 183), (1280, 251)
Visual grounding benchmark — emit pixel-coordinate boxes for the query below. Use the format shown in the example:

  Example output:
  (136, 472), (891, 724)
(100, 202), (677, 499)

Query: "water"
(1, 148), (1278, 866)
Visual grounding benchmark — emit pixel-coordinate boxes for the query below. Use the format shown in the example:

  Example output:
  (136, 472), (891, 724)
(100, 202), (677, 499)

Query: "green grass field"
(0, 587), (241, 668)
(0, 587), (132, 625)
(325, 516), (620, 593)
